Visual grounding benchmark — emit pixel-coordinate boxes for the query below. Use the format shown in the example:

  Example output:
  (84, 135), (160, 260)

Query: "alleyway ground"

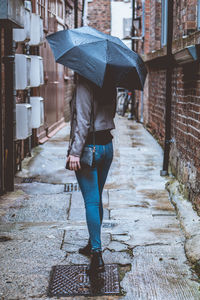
(0, 116), (200, 299)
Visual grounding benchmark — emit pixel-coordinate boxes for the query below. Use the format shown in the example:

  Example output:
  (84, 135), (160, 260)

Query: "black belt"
(86, 130), (113, 145)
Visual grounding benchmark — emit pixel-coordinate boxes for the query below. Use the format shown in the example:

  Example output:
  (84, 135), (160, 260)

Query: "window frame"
(161, 0), (168, 47)
(37, 0), (48, 30)
(198, 0), (200, 30)
(56, 0), (65, 25)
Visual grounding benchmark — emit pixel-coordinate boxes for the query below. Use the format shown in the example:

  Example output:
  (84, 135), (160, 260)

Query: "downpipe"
(160, 0), (174, 177)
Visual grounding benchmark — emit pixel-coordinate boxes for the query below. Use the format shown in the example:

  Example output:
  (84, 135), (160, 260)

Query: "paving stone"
(15, 182), (65, 195)
(68, 207), (109, 221)
(110, 207), (152, 220)
(111, 234), (131, 243)
(103, 249), (131, 265)
(107, 241), (128, 252)
(121, 245), (200, 300)
(0, 227), (66, 299)
(1, 194), (70, 223)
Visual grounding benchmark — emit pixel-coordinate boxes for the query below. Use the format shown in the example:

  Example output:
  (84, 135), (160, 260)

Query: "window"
(57, 0), (64, 20)
(123, 18), (132, 39)
(48, 0), (56, 18)
(37, 0), (47, 28)
(161, 0), (168, 46)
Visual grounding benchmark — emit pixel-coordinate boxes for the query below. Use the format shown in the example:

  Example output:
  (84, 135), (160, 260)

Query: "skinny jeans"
(75, 141), (113, 251)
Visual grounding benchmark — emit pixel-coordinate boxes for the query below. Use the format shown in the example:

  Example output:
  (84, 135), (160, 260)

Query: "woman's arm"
(67, 77), (93, 169)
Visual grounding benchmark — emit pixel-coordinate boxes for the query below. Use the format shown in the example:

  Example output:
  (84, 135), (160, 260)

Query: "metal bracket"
(131, 36), (143, 40)
(165, 138), (175, 145)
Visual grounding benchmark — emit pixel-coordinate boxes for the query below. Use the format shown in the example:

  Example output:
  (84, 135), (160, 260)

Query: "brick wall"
(136, 1), (200, 213)
(173, 0), (198, 39)
(147, 67), (166, 144)
(149, 0), (162, 51)
(170, 64), (200, 212)
(87, 0), (111, 34)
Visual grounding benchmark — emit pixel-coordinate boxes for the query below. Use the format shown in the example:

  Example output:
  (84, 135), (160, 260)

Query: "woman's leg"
(75, 166), (102, 251)
(97, 142), (113, 224)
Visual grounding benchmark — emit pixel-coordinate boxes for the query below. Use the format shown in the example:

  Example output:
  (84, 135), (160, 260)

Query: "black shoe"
(87, 251), (105, 275)
(79, 240), (91, 257)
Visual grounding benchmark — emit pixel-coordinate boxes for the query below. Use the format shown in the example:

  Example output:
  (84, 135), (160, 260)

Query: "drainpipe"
(140, 0), (145, 123)
(131, 0), (135, 51)
(25, 43), (32, 157)
(74, 0), (78, 28)
(160, 0), (174, 176)
(81, 0), (85, 26)
(130, 0), (136, 120)
(3, 26), (16, 191)
(0, 29), (4, 195)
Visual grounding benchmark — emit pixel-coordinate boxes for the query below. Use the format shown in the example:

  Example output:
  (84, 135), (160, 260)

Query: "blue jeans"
(75, 141), (113, 252)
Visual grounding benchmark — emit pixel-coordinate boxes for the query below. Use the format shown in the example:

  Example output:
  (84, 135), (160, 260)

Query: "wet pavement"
(0, 116), (200, 299)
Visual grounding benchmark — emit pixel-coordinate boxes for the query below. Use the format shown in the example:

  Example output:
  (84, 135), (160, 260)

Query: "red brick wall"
(137, 1), (200, 212)
(144, 0), (151, 54)
(173, 0), (198, 39)
(149, 0), (162, 51)
(87, 0), (111, 34)
(147, 67), (166, 144)
(170, 64), (200, 212)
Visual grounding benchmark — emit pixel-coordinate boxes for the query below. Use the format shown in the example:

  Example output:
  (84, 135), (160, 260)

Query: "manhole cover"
(48, 264), (120, 297)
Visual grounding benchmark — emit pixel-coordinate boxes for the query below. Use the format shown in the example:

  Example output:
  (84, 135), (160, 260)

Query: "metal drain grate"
(64, 183), (80, 192)
(102, 222), (116, 228)
(48, 264), (120, 297)
(22, 177), (35, 183)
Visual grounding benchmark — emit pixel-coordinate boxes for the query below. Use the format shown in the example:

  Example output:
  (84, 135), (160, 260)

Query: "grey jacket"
(68, 76), (116, 157)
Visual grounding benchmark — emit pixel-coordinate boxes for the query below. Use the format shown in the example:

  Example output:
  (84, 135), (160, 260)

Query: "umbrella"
(46, 26), (147, 91)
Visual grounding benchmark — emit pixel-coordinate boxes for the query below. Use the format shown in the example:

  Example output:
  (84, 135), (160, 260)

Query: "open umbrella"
(46, 26), (147, 91)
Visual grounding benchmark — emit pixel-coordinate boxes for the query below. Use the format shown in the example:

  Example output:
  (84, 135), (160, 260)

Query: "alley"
(0, 116), (200, 299)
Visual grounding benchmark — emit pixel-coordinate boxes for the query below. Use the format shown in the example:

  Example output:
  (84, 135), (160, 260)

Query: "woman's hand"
(67, 155), (81, 171)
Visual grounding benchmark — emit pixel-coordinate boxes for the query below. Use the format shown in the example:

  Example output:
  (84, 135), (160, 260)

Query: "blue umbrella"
(46, 26), (147, 90)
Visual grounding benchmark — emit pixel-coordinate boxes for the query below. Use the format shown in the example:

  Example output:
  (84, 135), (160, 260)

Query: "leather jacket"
(68, 76), (116, 157)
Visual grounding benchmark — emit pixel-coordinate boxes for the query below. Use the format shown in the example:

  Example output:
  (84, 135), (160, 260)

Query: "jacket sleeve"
(69, 78), (93, 157)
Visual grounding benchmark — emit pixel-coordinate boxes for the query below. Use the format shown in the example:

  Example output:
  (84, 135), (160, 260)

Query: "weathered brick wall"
(144, 63), (200, 212)
(135, 1), (200, 213)
(147, 67), (166, 144)
(87, 0), (111, 34)
(144, 0), (151, 54)
(149, 0), (162, 51)
(173, 0), (198, 39)
(170, 64), (200, 212)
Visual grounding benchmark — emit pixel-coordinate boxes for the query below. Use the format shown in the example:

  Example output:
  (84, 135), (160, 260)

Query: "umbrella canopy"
(46, 26), (147, 91)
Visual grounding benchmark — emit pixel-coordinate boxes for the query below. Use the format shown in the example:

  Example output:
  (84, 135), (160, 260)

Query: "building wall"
(170, 63), (200, 211)
(135, 0), (200, 213)
(87, 0), (111, 34)
(0, 0), (82, 194)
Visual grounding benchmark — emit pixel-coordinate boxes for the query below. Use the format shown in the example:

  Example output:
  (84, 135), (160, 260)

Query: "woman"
(66, 74), (116, 274)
